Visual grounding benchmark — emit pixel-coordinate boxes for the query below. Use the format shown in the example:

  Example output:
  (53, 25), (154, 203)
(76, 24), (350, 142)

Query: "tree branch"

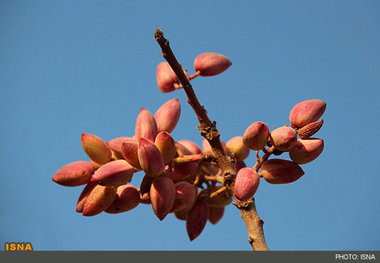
(154, 28), (269, 251)
(235, 198), (269, 251)
(154, 28), (235, 182)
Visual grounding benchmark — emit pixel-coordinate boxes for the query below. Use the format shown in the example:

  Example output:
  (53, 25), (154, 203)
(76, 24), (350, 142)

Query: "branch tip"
(154, 28), (163, 40)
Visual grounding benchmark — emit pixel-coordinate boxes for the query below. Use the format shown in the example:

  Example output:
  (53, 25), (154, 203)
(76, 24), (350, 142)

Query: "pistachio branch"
(235, 198), (269, 251)
(209, 185), (228, 198)
(203, 174), (225, 185)
(154, 28), (269, 251)
(154, 28), (235, 183)
(173, 154), (204, 164)
(172, 153), (216, 164)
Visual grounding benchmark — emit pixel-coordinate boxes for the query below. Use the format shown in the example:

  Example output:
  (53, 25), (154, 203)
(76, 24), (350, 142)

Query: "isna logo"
(4, 242), (33, 251)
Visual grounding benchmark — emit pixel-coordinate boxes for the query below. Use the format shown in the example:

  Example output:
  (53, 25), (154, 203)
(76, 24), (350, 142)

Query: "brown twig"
(209, 185), (229, 198)
(173, 154), (204, 164)
(154, 28), (269, 251)
(173, 153), (217, 164)
(154, 28), (235, 183)
(188, 70), (201, 80)
(253, 146), (275, 172)
(234, 198), (269, 251)
(203, 174), (225, 185)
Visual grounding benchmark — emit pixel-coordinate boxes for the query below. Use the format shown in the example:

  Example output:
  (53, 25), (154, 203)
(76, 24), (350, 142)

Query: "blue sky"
(0, 0), (379, 250)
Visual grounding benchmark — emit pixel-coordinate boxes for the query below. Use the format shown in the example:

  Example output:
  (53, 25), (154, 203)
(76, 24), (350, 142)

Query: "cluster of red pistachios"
(52, 95), (232, 240)
(53, 51), (326, 242)
(233, 99), (326, 202)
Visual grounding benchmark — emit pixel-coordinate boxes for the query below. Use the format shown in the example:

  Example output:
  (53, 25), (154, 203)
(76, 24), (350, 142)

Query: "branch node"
(223, 172), (233, 183)
(234, 199), (253, 209)
(248, 237), (254, 246)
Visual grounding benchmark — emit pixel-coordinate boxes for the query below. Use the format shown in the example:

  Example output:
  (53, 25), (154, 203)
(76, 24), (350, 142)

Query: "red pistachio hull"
(173, 142), (198, 177)
(202, 139), (230, 155)
(154, 98), (181, 133)
(226, 136), (250, 161)
(150, 176), (176, 220)
(261, 159), (305, 184)
(242, 121), (270, 151)
(82, 185), (116, 216)
(121, 141), (141, 169)
(107, 137), (136, 156)
(297, 119), (324, 139)
(186, 199), (209, 241)
(81, 133), (112, 165)
(91, 159), (134, 186)
(76, 181), (98, 213)
(289, 139), (324, 164)
(170, 181), (197, 213)
(208, 206), (225, 225)
(289, 99), (326, 128)
(233, 167), (260, 202)
(139, 175), (153, 204)
(105, 184), (140, 214)
(138, 138), (165, 177)
(269, 126), (297, 152)
(174, 207), (191, 220)
(193, 52), (232, 76)
(156, 62), (179, 93)
(177, 140), (202, 155)
(134, 108), (158, 142)
(52, 161), (95, 187)
(139, 174), (153, 195)
(155, 131), (177, 164)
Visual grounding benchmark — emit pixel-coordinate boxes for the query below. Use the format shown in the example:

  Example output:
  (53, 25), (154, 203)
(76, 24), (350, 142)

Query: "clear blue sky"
(0, 0), (379, 251)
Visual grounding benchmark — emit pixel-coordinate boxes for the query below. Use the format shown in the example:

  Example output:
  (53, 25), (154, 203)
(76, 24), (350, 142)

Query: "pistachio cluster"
(234, 99), (326, 200)
(53, 51), (326, 242)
